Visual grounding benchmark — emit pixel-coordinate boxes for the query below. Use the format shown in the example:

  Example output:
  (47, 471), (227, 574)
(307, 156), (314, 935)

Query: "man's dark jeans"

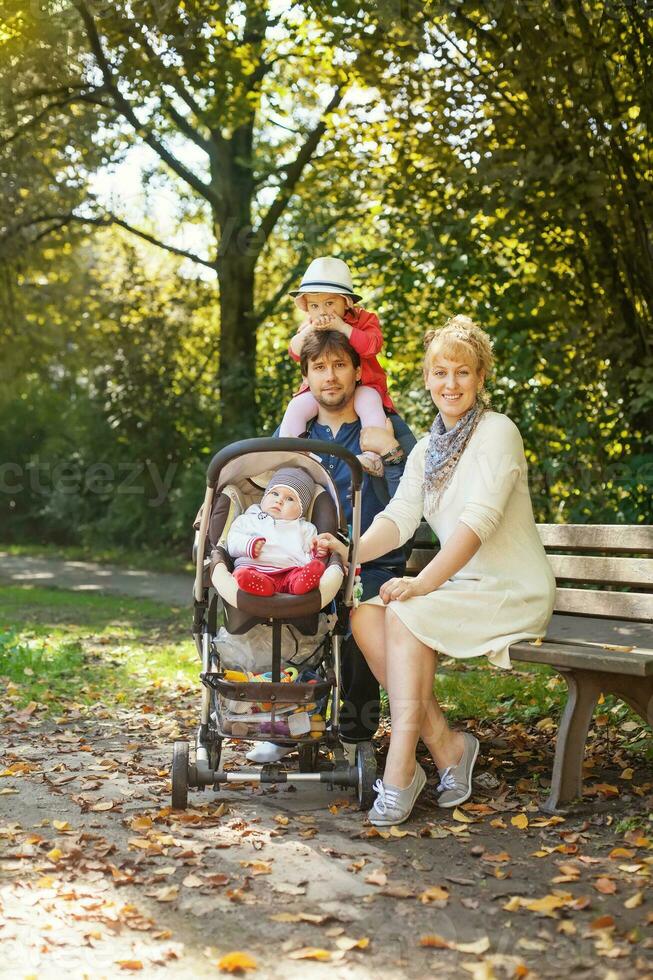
(340, 564), (400, 744)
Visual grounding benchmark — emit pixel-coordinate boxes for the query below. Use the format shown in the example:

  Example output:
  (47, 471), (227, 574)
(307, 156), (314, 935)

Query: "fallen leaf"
(217, 951), (257, 973)
(452, 808), (475, 824)
(239, 860), (272, 876)
(454, 936), (490, 954)
(130, 816), (153, 831)
(511, 814), (529, 830)
(287, 948), (331, 961)
(418, 885), (449, 904)
(524, 894), (570, 916)
(594, 878), (617, 895)
(389, 825), (417, 838)
(147, 885), (179, 902)
(116, 962), (143, 972)
(335, 936), (369, 951)
(364, 870), (387, 887)
(379, 884), (415, 899)
(591, 915), (616, 930)
(90, 801), (115, 812)
(623, 891), (644, 909)
(609, 848), (635, 859)
(419, 935), (452, 948)
(182, 874), (203, 888)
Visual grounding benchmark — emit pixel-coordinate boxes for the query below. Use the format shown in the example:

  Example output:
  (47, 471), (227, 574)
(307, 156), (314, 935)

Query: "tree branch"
(73, 0), (222, 210)
(119, 21), (208, 124)
(255, 86), (344, 248)
(252, 254), (308, 324)
(4, 210), (215, 269)
(3, 90), (113, 146)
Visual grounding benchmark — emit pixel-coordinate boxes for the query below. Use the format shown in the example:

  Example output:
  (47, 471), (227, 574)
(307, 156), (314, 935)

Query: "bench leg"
(603, 676), (653, 729)
(542, 670), (653, 814)
(542, 668), (602, 814)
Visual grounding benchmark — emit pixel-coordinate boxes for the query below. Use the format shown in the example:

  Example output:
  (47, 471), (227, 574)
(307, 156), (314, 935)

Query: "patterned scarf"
(424, 403), (486, 514)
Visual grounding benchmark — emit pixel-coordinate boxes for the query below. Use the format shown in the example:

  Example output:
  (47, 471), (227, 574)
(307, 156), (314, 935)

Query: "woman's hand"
(379, 575), (427, 603)
(315, 532), (349, 564)
(311, 536), (329, 559)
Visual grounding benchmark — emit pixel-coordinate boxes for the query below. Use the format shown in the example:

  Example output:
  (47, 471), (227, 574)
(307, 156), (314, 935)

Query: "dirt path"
(1, 559), (652, 978)
(0, 553), (190, 606)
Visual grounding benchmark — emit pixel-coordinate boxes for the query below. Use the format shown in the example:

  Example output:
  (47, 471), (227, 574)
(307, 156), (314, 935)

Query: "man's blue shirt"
(308, 418), (407, 572)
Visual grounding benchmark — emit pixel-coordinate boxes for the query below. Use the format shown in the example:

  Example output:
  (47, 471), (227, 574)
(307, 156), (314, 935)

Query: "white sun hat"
(289, 256), (362, 302)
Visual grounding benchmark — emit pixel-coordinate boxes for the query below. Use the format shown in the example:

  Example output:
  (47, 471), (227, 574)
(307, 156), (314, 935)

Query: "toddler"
(280, 256), (395, 473)
(226, 467), (326, 597)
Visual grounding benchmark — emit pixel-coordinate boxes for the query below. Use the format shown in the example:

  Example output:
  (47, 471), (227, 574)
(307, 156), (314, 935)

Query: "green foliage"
(0, 0), (651, 548)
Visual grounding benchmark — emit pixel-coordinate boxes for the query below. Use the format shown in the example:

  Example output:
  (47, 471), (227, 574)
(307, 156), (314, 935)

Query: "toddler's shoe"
(288, 559), (325, 595)
(436, 733), (479, 808)
(368, 763), (426, 826)
(233, 567), (276, 596)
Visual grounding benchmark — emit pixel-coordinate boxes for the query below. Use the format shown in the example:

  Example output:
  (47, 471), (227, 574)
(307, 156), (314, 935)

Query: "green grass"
(0, 584), (199, 716)
(0, 541), (192, 574)
(1, 584), (650, 764)
(378, 658), (564, 723)
(434, 658), (564, 722)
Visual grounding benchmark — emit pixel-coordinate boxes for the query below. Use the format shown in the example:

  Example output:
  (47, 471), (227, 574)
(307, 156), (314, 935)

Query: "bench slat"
(547, 554), (653, 588)
(537, 524), (653, 554)
(413, 521), (653, 555)
(542, 612), (653, 649)
(510, 639), (653, 677)
(554, 587), (653, 621)
(406, 549), (436, 575)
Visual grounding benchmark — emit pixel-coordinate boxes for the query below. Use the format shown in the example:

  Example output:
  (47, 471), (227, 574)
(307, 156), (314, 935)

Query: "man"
(247, 330), (416, 764)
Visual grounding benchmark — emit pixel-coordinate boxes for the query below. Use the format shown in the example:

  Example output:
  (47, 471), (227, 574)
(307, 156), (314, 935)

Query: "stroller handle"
(206, 437), (364, 491)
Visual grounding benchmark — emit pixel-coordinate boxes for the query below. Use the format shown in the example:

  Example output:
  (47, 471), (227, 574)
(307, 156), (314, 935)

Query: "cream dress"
(366, 411), (556, 668)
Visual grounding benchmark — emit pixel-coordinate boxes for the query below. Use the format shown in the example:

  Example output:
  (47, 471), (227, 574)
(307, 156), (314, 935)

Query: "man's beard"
(315, 384), (354, 410)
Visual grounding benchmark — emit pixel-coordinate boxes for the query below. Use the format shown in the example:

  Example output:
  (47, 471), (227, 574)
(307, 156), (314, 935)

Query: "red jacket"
(289, 307), (395, 411)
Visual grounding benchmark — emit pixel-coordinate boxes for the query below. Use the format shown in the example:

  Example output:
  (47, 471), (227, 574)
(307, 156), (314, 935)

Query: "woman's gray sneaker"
(368, 763), (427, 826)
(436, 733), (479, 808)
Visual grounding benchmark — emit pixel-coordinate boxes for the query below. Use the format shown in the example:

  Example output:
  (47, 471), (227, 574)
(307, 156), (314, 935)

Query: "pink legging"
(280, 386), (387, 437)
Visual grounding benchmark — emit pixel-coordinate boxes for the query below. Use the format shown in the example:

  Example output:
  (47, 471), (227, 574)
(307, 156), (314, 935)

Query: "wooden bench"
(406, 523), (653, 813)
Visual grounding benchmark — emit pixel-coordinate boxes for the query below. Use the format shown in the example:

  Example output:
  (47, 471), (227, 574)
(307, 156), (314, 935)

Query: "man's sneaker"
(436, 733), (479, 808)
(368, 763), (426, 826)
(245, 742), (293, 764)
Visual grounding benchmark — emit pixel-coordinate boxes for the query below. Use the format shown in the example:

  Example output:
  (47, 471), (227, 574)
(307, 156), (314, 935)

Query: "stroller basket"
(203, 673), (332, 743)
(202, 676), (332, 703)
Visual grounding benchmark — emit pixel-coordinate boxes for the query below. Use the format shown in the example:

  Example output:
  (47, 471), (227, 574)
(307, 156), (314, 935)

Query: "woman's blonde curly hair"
(423, 315), (495, 382)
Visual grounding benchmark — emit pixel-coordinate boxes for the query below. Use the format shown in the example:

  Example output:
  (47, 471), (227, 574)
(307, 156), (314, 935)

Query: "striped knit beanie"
(265, 467), (316, 518)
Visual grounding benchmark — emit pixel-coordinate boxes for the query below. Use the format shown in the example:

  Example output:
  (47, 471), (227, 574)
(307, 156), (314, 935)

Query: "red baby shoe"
(233, 567), (276, 597)
(287, 559), (326, 595)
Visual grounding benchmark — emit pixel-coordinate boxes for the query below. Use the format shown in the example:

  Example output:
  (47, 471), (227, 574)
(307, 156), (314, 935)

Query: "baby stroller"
(171, 437), (378, 810)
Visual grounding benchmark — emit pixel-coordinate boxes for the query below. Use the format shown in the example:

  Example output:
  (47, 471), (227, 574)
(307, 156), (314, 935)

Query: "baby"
(279, 256), (395, 474)
(226, 467), (326, 597)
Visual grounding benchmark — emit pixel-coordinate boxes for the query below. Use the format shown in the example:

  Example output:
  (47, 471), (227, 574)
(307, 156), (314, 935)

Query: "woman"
(319, 316), (555, 826)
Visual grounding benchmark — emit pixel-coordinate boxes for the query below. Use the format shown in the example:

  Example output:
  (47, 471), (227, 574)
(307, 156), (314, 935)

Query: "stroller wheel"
(171, 740), (190, 810)
(356, 742), (377, 811)
(298, 742), (319, 773)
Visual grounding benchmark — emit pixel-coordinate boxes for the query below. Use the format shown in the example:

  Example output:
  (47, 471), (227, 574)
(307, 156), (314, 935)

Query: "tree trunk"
(216, 244), (258, 440)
